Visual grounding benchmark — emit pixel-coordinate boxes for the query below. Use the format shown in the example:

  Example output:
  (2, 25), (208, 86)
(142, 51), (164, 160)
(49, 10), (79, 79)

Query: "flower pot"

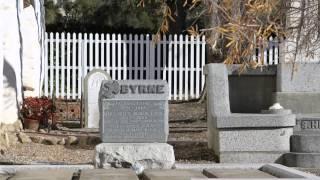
(24, 118), (40, 130)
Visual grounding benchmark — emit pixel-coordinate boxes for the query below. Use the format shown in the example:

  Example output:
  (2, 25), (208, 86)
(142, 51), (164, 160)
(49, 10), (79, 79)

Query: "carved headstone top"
(99, 80), (169, 143)
(99, 80), (168, 100)
(100, 81), (120, 99)
(84, 69), (111, 128)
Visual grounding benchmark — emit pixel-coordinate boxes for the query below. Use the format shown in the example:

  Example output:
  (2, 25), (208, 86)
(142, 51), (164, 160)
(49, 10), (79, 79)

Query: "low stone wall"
(0, 121), (23, 150)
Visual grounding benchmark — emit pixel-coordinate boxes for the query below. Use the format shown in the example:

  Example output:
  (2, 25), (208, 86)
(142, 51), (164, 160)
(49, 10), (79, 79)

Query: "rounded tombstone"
(83, 69), (111, 128)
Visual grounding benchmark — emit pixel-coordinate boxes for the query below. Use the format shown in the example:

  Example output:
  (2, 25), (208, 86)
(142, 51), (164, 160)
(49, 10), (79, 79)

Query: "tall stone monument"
(83, 69), (111, 128)
(205, 63), (296, 163)
(94, 80), (175, 170)
(274, 0), (320, 168)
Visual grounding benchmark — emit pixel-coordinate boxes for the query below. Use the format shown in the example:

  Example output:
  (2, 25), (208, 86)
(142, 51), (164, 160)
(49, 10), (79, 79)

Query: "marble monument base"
(94, 143), (175, 170)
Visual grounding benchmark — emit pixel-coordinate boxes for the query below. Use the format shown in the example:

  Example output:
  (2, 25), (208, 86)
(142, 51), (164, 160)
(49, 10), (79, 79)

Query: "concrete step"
(142, 169), (207, 180)
(284, 152), (320, 168)
(9, 169), (74, 180)
(291, 133), (320, 153)
(79, 169), (138, 180)
(203, 168), (276, 178)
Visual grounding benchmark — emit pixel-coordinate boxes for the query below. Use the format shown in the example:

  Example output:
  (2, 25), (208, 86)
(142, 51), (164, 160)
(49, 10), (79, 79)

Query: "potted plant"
(20, 97), (55, 130)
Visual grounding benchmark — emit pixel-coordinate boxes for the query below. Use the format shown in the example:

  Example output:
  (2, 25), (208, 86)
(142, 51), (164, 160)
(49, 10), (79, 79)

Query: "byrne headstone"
(84, 69), (111, 128)
(99, 80), (169, 143)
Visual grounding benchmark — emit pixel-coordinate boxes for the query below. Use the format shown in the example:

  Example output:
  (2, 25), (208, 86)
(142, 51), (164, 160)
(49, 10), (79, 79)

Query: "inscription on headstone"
(294, 115), (320, 132)
(84, 69), (111, 128)
(99, 80), (169, 143)
(301, 120), (320, 130)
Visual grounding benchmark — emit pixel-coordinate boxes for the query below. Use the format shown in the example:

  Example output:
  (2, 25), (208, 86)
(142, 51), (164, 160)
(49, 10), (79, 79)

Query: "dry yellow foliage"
(140, 0), (285, 70)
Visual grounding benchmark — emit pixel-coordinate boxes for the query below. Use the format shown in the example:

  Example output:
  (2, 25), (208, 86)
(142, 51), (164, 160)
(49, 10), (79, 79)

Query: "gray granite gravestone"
(94, 80), (174, 169)
(204, 63), (295, 163)
(98, 80), (169, 143)
(84, 69), (111, 128)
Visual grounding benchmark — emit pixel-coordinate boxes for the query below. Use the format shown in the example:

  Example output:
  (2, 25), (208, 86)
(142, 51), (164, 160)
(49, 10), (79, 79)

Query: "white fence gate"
(44, 33), (206, 101)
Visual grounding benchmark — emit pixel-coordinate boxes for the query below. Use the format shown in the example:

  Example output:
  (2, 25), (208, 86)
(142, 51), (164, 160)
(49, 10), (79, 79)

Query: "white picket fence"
(43, 33), (206, 100)
(253, 36), (279, 65)
(43, 32), (280, 101)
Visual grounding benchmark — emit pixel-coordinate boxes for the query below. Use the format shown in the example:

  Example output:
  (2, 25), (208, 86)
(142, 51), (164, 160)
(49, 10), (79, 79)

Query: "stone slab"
(190, 178), (306, 180)
(84, 69), (111, 128)
(203, 168), (276, 178)
(260, 163), (320, 179)
(294, 114), (320, 132)
(219, 152), (285, 163)
(0, 165), (94, 172)
(214, 113), (296, 128)
(99, 80), (169, 143)
(277, 63), (320, 92)
(274, 92), (320, 114)
(142, 169), (207, 180)
(291, 134), (320, 153)
(94, 143), (175, 169)
(174, 163), (264, 170)
(0, 176), (10, 180)
(284, 152), (320, 168)
(204, 64), (231, 117)
(261, 109), (292, 115)
(218, 128), (292, 152)
(80, 169), (138, 180)
(10, 169), (75, 180)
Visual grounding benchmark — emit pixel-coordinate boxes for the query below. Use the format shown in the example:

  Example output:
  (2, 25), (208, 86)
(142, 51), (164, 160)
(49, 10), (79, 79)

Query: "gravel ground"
(0, 101), (213, 165)
(2, 101), (318, 178)
(0, 143), (94, 165)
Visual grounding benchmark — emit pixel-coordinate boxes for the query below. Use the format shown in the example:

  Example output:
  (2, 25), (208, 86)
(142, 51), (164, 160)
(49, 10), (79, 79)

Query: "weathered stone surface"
(294, 114), (320, 132)
(94, 143), (175, 169)
(219, 152), (285, 164)
(143, 169), (206, 180)
(277, 63), (320, 92)
(218, 128), (292, 152)
(260, 163), (320, 179)
(9, 169), (75, 180)
(42, 137), (59, 145)
(214, 113), (296, 128)
(17, 132), (31, 144)
(99, 80), (169, 143)
(203, 169), (275, 178)
(261, 109), (292, 115)
(84, 69), (111, 128)
(58, 138), (66, 145)
(39, 129), (46, 133)
(291, 134), (320, 153)
(66, 136), (78, 145)
(80, 169), (138, 180)
(30, 136), (44, 144)
(203, 64), (231, 117)
(274, 92), (320, 114)
(204, 63), (295, 163)
(284, 152), (320, 168)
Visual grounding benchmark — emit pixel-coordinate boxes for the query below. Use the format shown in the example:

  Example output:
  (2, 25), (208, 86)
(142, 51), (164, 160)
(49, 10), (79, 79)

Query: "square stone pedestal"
(94, 143), (175, 169)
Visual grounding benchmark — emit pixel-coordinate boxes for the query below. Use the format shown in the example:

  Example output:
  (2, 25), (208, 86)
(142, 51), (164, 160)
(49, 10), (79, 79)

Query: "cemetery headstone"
(84, 69), (111, 128)
(94, 80), (174, 169)
(99, 80), (169, 142)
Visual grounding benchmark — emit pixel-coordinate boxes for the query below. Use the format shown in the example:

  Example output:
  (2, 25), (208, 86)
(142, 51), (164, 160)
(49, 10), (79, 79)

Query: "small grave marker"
(84, 69), (111, 128)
